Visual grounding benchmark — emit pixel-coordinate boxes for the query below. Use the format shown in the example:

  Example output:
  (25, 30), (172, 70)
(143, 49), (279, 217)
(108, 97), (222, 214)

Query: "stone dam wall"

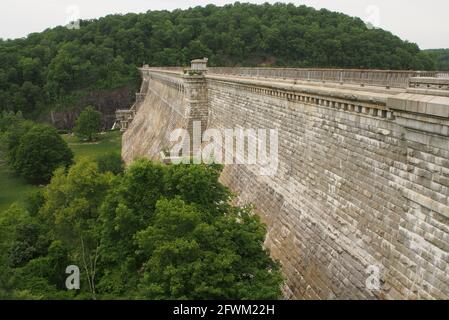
(122, 68), (449, 300)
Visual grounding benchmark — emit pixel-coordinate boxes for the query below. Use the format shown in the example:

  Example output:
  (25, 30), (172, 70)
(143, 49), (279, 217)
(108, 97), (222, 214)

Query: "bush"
(12, 124), (74, 183)
(96, 152), (125, 175)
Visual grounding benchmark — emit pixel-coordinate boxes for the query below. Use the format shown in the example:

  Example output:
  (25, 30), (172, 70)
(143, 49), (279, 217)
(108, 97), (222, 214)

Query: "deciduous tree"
(12, 124), (73, 183)
(74, 106), (102, 141)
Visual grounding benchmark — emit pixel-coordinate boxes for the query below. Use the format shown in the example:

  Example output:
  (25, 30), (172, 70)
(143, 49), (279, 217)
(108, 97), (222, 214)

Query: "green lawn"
(62, 130), (122, 161)
(0, 130), (122, 212)
(0, 162), (40, 212)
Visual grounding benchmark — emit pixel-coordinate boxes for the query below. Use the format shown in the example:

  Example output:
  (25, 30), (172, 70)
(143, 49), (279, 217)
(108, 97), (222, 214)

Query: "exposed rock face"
(122, 68), (449, 300)
(43, 86), (135, 130)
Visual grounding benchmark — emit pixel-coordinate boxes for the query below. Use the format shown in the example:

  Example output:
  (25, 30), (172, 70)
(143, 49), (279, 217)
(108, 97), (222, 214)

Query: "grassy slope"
(0, 130), (122, 212)
(62, 130), (122, 161)
(0, 163), (39, 212)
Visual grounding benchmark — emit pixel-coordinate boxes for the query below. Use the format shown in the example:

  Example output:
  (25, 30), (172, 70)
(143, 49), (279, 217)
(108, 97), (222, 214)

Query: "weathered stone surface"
(409, 77), (449, 91)
(122, 71), (188, 163)
(123, 68), (449, 300)
(388, 93), (449, 118)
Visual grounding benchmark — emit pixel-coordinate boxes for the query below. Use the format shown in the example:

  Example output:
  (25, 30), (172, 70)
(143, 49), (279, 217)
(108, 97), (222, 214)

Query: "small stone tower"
(184, 58), (209, 158)
(190, 58), (209, 73)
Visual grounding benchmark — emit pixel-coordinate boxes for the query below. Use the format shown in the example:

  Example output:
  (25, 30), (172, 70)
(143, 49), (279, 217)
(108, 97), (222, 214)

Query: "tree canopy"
(0, 2), (436, 120)
(0, 115), (74, 183)
(0, 159), (283, 299)
(424, 49), (449, 71)
(74, 106), (103, 141)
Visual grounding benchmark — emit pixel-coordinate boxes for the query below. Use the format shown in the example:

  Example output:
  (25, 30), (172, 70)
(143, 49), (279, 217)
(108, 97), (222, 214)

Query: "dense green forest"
(0, 2), (436, 122)
(0, 158), (283, 299)
(0, 112), (283, 299)
(424, 49), (449, 71)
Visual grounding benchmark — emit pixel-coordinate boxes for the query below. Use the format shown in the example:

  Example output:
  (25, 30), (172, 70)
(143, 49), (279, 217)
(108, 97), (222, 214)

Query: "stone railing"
(143, 67), (185, 73)
(141, 68), (187, 95)
(435, 71), (449, 78)
(409, 77), (449, 90)
(406, 77), (449, 97)
(208, 68), (443, 88)
(143, 66), (449, 89)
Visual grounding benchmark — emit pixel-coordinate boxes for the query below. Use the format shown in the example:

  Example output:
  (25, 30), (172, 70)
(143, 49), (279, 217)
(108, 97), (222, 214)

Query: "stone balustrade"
(145, 66), (449, 89)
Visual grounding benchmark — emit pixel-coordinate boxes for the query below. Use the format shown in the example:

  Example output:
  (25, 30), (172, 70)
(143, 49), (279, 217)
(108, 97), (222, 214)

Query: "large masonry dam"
(118, 62), (449, 300)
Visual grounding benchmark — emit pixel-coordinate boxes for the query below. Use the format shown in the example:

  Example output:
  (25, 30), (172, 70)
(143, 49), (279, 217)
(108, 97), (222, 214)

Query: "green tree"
(12, 124), (73, 183)
(1, 159), (283, 300)
(425, 49), (449, 71)
(40, 159), (113, 299)
(136, 198), (283, 299)
(97, 159), (166, 295)
(0, 204), (29, 297)
(163, 163), (231, 210)
(99, 159), (283, 299)
(96, 152), (125, 175)
(74, 106), (102, 141)
(0, 110), (24, 133)
(0, 111), (27, 162)
(0, 2), (437, 121)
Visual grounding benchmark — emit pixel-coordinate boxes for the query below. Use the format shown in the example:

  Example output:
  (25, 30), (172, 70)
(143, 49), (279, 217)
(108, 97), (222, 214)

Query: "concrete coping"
(387, 93), (449, 118)
(407, 88), (449, 98)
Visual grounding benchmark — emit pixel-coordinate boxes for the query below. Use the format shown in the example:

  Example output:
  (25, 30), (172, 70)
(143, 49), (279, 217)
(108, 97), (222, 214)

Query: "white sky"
(0, 0), (448, 49)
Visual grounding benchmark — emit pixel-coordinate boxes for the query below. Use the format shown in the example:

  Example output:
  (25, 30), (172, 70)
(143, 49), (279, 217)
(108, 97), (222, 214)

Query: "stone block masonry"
(122, 67), (449, 300)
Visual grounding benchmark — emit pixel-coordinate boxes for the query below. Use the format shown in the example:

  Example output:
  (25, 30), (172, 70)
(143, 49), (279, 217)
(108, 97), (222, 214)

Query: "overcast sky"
(0, 0), (448, 49)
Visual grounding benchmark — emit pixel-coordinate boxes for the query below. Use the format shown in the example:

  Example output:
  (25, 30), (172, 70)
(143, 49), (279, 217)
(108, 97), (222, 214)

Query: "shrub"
(12, 124), (73, 183)
(96, 152), (125, 175)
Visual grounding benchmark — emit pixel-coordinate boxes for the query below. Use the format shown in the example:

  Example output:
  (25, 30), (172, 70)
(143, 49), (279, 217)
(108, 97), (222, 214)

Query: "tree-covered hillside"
(0, 2), (435, 122)
(425, 49), (449, 71)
